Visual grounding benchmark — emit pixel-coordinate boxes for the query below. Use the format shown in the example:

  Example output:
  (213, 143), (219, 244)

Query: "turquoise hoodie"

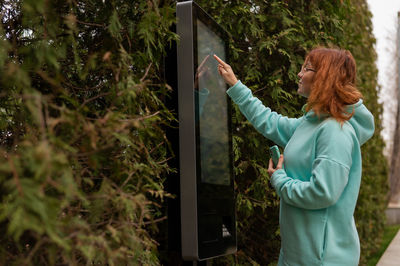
(226, 81), (374, 266)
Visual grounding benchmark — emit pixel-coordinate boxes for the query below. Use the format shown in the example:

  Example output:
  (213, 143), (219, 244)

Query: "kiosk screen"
(196, 19), (230, 186)
(174, 1), (236, 260)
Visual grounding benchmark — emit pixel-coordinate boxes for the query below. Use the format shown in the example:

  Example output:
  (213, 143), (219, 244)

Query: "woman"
(213, 47), (374, 266)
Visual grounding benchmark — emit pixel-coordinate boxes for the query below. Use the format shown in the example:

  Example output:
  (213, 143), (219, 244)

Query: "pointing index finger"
(213, 54), (227, 66)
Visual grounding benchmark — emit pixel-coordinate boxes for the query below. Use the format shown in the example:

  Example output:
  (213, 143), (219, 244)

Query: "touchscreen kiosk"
(173, 0), (237, 261)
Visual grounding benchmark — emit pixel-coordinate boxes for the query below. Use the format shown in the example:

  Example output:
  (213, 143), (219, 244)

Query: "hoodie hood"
(303, 99), (374, 145)
(346, 99), (375, 145)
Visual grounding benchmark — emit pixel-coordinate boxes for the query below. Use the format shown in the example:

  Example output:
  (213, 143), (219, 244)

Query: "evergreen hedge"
(0, 0), (388, 265)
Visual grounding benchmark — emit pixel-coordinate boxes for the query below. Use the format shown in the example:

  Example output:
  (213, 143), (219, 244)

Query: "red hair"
(305, 47), (362, 123)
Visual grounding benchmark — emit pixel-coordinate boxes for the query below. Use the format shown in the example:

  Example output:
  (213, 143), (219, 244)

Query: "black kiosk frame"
(175, 0), (236, 261)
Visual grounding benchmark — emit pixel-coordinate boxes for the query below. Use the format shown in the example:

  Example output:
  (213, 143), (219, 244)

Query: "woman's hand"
(213, 54), (238, 87)
(268, 155), (284, 177)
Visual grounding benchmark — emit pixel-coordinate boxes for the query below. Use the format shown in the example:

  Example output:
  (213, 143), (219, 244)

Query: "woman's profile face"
(297, 60), (316, 98)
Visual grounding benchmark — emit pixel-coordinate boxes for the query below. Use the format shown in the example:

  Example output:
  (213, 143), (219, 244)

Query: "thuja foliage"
(0, 0), (388, 265)
(0, 0), (177, 265)
(193, 0), (388, 265)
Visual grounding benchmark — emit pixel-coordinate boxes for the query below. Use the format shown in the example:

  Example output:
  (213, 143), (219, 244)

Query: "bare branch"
(79, 92), (111, 109)
(140, 63), (153, 83)
(75, 19), (106, 28)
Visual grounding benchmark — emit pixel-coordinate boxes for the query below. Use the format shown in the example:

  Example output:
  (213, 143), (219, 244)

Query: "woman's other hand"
(268, 155), (284, 177)
(213, 54), (238, 87)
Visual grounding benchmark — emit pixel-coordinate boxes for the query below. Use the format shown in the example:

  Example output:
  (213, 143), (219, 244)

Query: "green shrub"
(0, 0), (177, 265)
(0, 0), (387, 265)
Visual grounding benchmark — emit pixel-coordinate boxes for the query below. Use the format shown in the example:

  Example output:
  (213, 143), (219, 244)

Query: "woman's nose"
(298, 71), (302, 78)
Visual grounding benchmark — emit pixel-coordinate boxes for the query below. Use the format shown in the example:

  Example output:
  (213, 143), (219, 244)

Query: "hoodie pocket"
(320, 218), (328, 261)
(280, 203), (328, 264)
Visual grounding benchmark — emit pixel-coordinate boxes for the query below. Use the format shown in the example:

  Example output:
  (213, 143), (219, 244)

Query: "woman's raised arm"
(214, 55), (302, 147)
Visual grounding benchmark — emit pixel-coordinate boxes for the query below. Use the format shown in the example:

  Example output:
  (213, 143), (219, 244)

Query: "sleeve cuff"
(270, 169), (287, 189)
(226, 80), (243, 94)
(226, 80), (251, 101)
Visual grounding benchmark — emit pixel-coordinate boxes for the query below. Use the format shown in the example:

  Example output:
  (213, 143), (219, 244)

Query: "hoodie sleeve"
(226, 80), (302, 147)
(270, 120), (354, 209)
